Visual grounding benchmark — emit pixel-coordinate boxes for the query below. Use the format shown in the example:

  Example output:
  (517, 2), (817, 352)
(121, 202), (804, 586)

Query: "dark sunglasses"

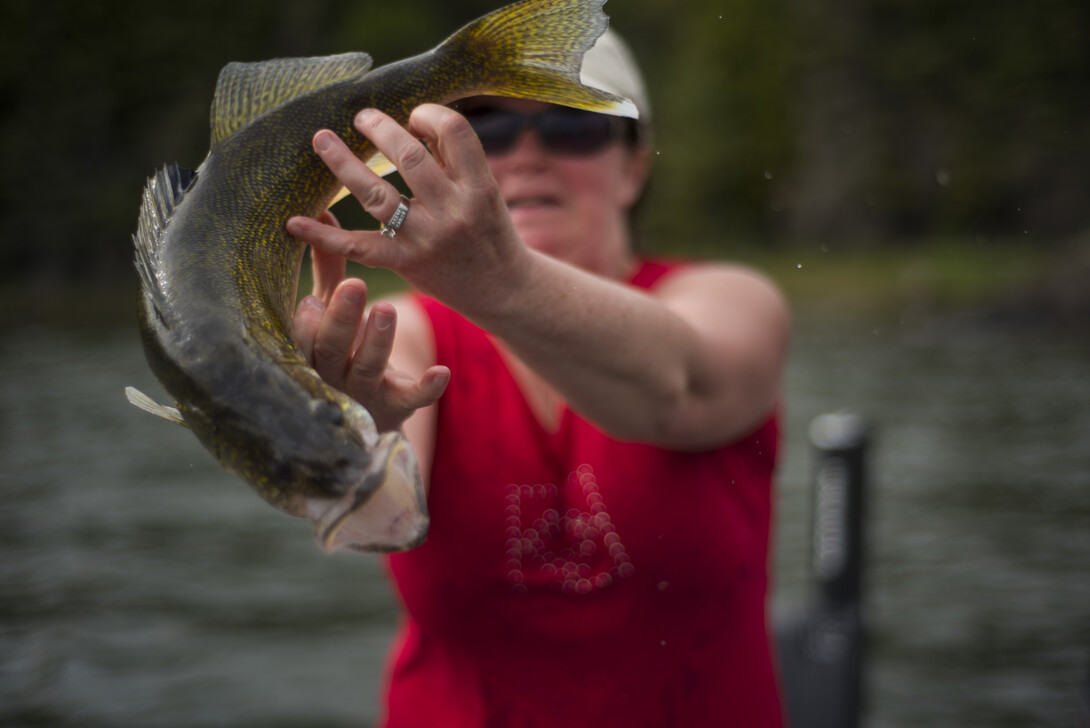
(462, 105), (636, 157)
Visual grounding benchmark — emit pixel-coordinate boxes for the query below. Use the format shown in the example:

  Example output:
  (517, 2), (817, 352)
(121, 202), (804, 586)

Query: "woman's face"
(466, 98), (650, 276)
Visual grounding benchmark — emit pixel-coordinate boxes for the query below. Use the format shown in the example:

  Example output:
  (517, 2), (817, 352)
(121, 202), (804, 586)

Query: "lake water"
(2, 307), (1088, 727)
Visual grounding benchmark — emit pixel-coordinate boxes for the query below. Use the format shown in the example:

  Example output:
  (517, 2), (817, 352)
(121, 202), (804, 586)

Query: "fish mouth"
(312, 431), (429, 553)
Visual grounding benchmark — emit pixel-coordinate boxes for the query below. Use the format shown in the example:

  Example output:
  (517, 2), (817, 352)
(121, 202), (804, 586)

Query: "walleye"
(126, 0), (635, 553)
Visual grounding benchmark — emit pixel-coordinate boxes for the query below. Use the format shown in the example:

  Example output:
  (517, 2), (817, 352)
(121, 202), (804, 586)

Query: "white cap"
(580, 28), (652, 124)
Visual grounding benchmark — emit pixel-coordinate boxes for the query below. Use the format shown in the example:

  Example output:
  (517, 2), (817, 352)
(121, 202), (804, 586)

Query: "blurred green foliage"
(1, 0), (1087, 291)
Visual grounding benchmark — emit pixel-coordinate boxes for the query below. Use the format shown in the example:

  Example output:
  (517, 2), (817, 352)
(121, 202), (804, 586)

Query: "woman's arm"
(288, 105), (789, 451)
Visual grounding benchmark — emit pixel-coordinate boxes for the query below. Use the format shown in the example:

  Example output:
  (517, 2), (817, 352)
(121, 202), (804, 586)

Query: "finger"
(292, 295), (325, 365)
(310, 211), (346, 303)
(354, 109), (447, 207)
(313, 127), (406, 230)
(312, 278), (368, 387)
(346, 301), (397, 396)
(287, 215), (393, 269)
(380, 365), (451, 423)
(408, 365), (451, 409)
(407, 104), (493, 184)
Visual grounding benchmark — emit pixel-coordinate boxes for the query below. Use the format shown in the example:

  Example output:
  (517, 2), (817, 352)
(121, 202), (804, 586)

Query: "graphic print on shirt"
(505, 464), (634, 594)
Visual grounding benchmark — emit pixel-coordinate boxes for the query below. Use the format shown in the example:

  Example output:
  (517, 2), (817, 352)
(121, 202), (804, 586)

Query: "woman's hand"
(286, 105), (530, 317)
(292, 211), (449, 433)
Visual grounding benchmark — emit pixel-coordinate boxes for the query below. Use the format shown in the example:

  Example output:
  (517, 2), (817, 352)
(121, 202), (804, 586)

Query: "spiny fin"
(132, 163), (195, 327)
(125, 386), (188, 428)
(210, 52), (373, 148)
(439, 0), (637, 118)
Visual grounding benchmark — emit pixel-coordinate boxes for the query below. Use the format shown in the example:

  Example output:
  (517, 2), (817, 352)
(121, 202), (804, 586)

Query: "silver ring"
(381, 195), (410, 239)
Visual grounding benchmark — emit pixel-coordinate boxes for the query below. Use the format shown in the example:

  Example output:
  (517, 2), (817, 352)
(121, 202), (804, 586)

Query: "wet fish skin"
(129, 0), (636, 553)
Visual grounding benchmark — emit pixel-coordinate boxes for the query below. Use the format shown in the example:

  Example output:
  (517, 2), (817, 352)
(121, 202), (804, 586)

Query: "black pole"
(809, 412), (869, 608)
(776, 411), (871, 728)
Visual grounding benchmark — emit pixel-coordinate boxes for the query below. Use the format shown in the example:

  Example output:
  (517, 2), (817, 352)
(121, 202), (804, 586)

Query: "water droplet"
(657, 581), (670, 591)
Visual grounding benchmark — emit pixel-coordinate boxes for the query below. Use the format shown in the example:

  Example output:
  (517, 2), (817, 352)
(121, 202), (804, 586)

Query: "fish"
(125, 0), (636, 553)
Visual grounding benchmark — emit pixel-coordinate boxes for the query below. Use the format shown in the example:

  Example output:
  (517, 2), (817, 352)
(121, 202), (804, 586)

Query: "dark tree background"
(2, 0), (1086, 290)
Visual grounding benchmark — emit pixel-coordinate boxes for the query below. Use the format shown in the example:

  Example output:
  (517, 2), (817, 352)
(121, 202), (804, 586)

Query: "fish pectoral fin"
(364, 152), (397, 178)
(326, 154), (397, 209)
(124, 386), (188, 427)
(210, 52), (374, 148)
(329, 186), (352, 207)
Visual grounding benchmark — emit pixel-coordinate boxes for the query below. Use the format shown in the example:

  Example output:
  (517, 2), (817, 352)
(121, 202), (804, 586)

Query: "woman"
(287, 30), (790, 728)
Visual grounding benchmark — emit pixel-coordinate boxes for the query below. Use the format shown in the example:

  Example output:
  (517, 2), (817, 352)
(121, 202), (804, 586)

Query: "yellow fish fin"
(125, 386), (188, 428)
(326, 153), (396, 208)
(329, 187), (352, 207)
(365, 151), (398, 178)
(210, 52), (374, 148)
(440, 0), (638, 119)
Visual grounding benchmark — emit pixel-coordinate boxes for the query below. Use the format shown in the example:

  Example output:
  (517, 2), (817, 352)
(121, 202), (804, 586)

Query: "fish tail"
(437, 0), (637, 118)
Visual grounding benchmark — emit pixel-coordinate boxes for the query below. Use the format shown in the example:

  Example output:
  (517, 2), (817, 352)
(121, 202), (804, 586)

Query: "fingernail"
(341, 286), (362, 306)
(356, 109), (376, 126)
(315, 131), (333, 152)
(375, 308), (394, 331)
(300, 295), (324, 313)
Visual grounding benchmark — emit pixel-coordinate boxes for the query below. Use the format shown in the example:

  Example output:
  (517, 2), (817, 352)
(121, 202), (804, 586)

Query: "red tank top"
(380, 260), (784, 728)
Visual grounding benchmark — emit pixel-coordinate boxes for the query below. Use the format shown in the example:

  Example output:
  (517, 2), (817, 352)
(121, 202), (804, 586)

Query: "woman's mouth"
(507, 196), (561, 212)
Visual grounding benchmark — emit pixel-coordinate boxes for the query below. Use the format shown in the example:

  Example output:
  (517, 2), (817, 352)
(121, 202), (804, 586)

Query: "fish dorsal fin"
(125, 386), (188, 427)
(133, 163), (196, 326)
(210, 52), (373, 148)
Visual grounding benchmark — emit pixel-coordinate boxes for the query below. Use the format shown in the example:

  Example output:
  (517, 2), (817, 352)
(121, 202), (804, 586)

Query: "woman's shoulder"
(635, 257), (786, 306)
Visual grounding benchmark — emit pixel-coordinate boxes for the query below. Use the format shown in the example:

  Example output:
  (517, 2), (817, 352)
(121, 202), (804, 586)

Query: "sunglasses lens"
(464, 106), (626, 157)
(464, 109), (523, 154)
(537, 109), (615, 155)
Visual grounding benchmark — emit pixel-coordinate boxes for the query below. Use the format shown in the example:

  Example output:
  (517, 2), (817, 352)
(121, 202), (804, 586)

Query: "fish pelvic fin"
(133, 163), (195, 327)
(124, 386), (188, 428)
(210, 52), (374, 148)
(440, 0), (638, 119)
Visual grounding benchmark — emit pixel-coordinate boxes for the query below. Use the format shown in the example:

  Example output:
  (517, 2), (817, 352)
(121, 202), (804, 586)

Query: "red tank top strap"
(626, 258), (688, 290)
